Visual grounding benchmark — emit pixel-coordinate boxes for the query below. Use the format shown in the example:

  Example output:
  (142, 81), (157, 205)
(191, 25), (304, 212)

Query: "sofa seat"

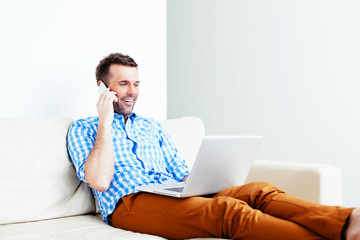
(0, 214), (222, 240)
(0, 214), (164, 240)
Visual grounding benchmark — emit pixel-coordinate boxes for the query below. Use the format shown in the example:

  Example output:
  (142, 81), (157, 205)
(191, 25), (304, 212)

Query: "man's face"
(106, 64), (140, 116)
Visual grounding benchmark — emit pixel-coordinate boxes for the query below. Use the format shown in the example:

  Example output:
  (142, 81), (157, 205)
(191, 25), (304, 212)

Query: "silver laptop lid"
(182, 136), (262, 197)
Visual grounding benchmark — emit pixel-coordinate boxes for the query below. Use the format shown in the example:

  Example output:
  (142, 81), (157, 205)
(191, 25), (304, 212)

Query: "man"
(67, 53), (360, 240)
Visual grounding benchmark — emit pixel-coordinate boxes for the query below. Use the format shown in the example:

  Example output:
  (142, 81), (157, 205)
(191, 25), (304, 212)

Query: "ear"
(97, 81), (102, 87)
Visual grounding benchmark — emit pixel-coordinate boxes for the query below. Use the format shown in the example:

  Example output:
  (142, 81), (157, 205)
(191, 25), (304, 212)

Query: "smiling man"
(97, 63), (139, 120)
(67, 53), (360, 240)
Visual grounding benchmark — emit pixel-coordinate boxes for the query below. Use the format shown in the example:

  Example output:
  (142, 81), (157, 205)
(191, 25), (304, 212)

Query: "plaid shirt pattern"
(67, 113), (189, 223)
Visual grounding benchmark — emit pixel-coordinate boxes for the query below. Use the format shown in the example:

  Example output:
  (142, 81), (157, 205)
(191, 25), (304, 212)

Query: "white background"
(0, 0), (167, 120)
(2, 0), (359, 207)
(168, 0), (360, 207)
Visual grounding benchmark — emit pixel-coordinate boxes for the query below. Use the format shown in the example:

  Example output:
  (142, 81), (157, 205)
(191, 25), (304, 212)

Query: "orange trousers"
(110, 182), (353, 240)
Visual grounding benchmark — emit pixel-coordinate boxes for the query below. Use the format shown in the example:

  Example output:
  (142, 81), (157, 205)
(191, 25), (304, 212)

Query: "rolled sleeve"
(67, 120), (96, 183)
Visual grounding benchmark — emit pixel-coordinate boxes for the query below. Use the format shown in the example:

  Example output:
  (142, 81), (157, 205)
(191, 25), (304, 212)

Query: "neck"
(123, 115), (128, 123)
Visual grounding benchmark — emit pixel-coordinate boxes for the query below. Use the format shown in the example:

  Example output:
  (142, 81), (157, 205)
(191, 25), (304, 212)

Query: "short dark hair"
(95, 53), (138, 85)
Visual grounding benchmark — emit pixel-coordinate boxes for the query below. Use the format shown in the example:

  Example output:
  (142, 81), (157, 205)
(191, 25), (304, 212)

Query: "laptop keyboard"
(164, 187), (184, 193)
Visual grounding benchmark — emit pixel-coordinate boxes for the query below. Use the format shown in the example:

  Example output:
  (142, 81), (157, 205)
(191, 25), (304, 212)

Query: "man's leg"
(110, 192), (323, 240)
(216, 181), (353, 240)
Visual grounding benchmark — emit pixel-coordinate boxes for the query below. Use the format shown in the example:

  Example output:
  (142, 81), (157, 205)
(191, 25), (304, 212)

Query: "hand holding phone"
(96, 81), (117, 126)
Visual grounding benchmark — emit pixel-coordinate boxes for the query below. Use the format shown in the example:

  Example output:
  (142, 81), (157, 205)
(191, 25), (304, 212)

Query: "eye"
(134, 83), (140, 87)
(119, 82), (127, 86)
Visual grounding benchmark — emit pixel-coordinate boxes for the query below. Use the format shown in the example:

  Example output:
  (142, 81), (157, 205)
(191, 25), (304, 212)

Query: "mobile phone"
(98, 82), (107, 95)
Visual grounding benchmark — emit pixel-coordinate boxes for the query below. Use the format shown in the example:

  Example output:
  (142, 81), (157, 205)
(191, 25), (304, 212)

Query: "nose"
(127, 84), (135, 95)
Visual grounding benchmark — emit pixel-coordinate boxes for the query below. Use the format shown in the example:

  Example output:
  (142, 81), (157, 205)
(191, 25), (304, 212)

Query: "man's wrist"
(98, 120), (113, 131)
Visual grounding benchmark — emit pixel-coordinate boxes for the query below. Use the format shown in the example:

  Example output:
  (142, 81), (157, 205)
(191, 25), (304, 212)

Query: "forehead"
(108, 64), (139, 81)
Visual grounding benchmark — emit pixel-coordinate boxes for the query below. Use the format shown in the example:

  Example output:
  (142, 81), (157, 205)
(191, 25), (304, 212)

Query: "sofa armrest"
(245, 160), (342, 206)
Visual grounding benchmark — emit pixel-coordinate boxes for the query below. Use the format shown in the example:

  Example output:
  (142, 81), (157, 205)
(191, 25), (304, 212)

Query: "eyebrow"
(118, 80), (140, 83)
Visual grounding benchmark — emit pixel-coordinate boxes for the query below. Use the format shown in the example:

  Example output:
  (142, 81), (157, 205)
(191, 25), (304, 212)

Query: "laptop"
(135, 136), (263, 198)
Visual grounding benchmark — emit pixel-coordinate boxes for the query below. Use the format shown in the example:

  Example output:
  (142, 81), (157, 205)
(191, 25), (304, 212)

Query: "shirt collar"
(113, 112), (137, 122)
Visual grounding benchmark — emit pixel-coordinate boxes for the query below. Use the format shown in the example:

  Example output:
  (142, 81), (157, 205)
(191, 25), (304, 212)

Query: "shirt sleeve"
(156, 121), (189, 181)
(67, 120), (96, 183)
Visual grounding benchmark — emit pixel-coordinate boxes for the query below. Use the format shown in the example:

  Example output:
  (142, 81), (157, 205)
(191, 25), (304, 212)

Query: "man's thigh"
(110, 192), (223, 239)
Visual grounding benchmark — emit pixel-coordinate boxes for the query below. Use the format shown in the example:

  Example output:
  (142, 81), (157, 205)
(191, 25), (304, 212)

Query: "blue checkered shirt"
(67, 113), (189, 223)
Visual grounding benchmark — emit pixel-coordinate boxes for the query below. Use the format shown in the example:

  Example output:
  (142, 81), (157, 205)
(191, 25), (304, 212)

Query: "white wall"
(0, 0), (167, 121)
(168, 0), (360, 207)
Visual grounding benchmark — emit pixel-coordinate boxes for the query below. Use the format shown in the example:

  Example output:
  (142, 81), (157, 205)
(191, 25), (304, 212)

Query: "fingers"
(96, 88), (118, 126)
(100, 93), (117, 105)
(98, 88), (118, 105)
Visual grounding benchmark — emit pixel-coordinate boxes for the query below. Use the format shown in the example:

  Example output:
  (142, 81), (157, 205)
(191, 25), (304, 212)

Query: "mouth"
(121, 98), (135, 106)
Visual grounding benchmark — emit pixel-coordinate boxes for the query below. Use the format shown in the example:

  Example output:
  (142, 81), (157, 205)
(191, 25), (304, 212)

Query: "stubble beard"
(113, 98), (136, 117)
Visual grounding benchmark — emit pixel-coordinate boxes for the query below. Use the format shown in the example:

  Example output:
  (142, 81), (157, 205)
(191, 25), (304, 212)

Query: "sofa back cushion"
(160, 116), (205, 170)
(0, 118), (95, 225)
(0, 116), (205, 224)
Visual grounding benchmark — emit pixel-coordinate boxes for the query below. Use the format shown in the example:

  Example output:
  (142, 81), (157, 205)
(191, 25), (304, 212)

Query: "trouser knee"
(249, 181), (282, 193)
(246, 181), (284, 196)
(246, 181), (277, 188)
(216, 181), (285, 206)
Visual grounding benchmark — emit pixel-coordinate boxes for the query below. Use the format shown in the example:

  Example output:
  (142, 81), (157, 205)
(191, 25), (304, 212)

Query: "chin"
(114, 104), (135, 116)
(114, 108), (134, 116)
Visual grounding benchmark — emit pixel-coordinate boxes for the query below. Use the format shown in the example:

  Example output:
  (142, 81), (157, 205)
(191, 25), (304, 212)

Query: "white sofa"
(0, 117), (342, 240)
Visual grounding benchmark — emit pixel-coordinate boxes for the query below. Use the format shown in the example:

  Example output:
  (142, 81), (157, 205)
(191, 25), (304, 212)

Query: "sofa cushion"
(160, 116), (205, 170)
(0, 118), (95, 225)
(0, 215), (166, 240)
(0, 214), (222, 240)
(0, 116), (205, 224)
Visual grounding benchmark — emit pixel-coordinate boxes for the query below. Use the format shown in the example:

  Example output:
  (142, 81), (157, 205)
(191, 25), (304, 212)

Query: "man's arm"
(84, 88), (118, 192)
